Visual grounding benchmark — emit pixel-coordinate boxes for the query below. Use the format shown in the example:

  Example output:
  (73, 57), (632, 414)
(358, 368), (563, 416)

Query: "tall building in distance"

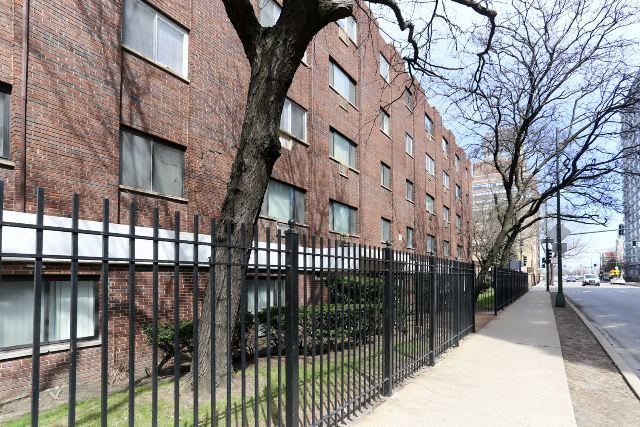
(471, 160), (540, 283)
(622, 72), (640, 281)
(0, 0), (471, 399)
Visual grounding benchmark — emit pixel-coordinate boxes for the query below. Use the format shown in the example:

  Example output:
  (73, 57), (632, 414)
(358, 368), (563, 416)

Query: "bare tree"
(449, 0), (640, 288)
(194, 0), (498, 391)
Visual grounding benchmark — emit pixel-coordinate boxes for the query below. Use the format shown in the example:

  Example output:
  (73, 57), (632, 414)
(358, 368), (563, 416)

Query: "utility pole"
(545, 203), (550, 292)
(555, 134), (566, 307)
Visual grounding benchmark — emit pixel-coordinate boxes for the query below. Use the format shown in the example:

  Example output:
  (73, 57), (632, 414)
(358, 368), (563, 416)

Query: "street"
(559, 281), (640, 381)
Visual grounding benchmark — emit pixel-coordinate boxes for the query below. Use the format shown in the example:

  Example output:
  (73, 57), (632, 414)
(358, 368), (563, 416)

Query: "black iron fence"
(474, 267), (529, 315)
(0, 186), (475, 426)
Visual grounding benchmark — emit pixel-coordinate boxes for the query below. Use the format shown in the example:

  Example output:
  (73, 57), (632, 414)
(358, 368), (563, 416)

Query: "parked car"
(566, 276), (577, 282)
(611, 277), (626, 285)
(582, 273), (600, 286)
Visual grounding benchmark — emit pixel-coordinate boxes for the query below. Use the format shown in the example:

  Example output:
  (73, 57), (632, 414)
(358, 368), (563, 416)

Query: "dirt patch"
(474, 313), (494, 331)
(551, 293), (640, 426)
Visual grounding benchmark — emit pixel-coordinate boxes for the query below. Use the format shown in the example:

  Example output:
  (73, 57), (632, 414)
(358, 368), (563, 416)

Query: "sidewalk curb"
(565, 297), (640, 400)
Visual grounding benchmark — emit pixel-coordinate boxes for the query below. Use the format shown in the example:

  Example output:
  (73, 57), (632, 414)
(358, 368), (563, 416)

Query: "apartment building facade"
(0, 0), (471, 398)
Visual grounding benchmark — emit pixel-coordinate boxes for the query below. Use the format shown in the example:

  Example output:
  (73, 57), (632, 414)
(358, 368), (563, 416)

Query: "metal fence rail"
(0, 185), (476, 426)
(475, 268), (529, 316)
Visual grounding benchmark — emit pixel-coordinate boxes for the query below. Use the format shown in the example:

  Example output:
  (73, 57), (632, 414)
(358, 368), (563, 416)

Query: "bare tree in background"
(448, 0), (640, 289)
(197, 0), (497, 391)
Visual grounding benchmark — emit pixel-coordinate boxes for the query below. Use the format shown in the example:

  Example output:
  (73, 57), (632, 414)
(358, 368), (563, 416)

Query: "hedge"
(257, 303), (382, 351)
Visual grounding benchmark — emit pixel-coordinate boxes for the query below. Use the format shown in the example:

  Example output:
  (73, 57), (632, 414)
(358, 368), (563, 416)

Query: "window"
(330, 201), (357, 234)
(456, 214), (462, 230)
(455, 155), (460, 172)
(258, 0), (281, 27)
(246, 278), (286, 315)
(426, 154), (435, 176)
(405, 133), (413, 157)
(280, 98), (307, 141)
(443, 206), (450, 223)
(380, 109), (390, 135)
(330, 61), (356, 104)
(0, 87), (8, 158)
(381, 162), (391, 188)
(426, 193), (435, 214)
(456, 245), (462, 260)
(381, 218), (391, 243)
(123, 0), (189, 77)
(455, 184), (462, 200)
(443, 171), (450, 189)
(0, 278), (97, 350)
(425, 114), (434, 135)
(330, 130), (357, 168)
(120, 128), (185, 197)
(444, 240), (451, 257)
(337, 16), (357, 43)
(406, 227), (414, 249)
(426, 235), (436, 254)
(442, 136), (449, 155)
(406, 180), (414, 202)
(404, 89), (414, 111)
(260, 180), (306, 224)
(379, 53), (390, 82)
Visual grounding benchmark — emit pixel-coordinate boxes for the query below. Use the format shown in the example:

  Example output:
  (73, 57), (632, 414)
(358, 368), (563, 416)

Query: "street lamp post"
(555, 136), (566, 307)
(545, 203), (550, 292)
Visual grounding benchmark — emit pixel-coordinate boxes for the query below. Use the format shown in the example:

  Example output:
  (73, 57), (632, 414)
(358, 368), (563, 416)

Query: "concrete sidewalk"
(351, 287), (576, 426)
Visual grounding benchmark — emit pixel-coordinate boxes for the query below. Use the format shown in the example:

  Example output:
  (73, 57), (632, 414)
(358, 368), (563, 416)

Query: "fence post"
(429, 256), (437, 365)
(382, 242), (394, 396)
(493, 268), (498, 316)
(285, 221), (300, 427)
(471, 262), (476, 333)
(456, 261), (461, 346)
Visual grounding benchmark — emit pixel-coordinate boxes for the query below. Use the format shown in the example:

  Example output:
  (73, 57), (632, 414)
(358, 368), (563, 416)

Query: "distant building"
(472, 160), (540, 283)
(622, 73), (640, 281)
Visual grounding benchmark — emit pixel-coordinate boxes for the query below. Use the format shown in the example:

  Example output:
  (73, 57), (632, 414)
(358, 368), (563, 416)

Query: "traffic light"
(619, 224), (624, 236)
(546, 249), (553, 260)
(523, 256), (528, 266)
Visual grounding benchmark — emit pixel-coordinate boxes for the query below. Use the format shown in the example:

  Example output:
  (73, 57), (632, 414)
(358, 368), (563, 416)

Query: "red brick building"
(0, 0), (471, 401)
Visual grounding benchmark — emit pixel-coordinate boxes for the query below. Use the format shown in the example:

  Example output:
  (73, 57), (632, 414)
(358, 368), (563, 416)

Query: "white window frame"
(455, 155), (460, 172)
(260, 179), (306, 224)
(442, 136), (449, 155)
(330, 61), (357, 105)
(455, 184), (462, 200)
(381, 218), (391, 243)
(443, 171), (450, 189)
(443, 206), (450, 223)
(426, 235), (436, 254)
(404, 88), (414, 111)
(444, 240), (451, 257)
(426, 154), (435, 176)
(381, 162), (391, 188)
(425, 113), (434, 135)
(380, 109), (390, 135)
(120, 128), (185, 198)
(0, 88), (9, 159)
(406, 180), (414, 202)
(456, 214), (462, 230)
(405, 133), (413, 157)
(379, 53), (390, 82)
(280, 97), (307, 142)
(123, 0), (189, 77)
(406, 227), (414, 249)
(426, 193), (435, 214)
(337, 16), (358, 43)
(330, 201), (357, 234)
(330, 129), (357, 169)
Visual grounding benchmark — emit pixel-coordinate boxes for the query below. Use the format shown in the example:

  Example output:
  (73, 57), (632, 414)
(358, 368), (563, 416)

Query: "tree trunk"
(194, 29), (312, 393)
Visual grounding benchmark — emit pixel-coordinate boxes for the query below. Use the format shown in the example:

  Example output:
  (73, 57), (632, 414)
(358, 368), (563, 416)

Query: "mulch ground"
(551, 293), (640, 426)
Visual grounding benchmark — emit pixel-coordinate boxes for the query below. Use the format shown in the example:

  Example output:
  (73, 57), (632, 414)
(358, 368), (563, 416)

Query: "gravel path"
(551, 293), (640, 426)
